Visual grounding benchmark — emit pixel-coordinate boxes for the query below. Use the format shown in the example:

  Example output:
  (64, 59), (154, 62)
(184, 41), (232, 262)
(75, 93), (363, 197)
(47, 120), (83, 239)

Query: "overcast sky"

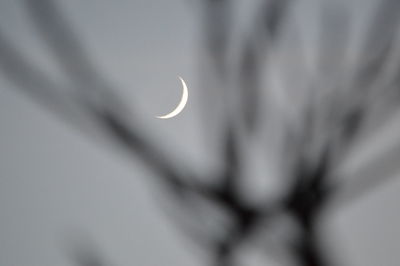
(1, 1), (400, 266)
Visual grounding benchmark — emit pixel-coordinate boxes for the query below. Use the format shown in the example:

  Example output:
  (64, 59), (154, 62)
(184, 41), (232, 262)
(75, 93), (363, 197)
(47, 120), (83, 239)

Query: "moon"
(156, 76), (189, 119)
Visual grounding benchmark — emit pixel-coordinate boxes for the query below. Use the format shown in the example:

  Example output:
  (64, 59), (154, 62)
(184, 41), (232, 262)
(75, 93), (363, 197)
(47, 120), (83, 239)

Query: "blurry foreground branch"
(1, 0), (400, 266)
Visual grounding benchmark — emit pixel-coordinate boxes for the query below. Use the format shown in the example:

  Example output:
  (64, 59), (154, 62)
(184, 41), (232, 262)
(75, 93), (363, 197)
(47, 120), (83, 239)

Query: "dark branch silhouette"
(1, 1), (400, 266)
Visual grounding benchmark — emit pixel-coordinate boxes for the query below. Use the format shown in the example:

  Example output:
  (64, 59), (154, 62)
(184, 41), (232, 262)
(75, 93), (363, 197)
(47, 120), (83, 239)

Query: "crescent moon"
(156, 76), (189, 119)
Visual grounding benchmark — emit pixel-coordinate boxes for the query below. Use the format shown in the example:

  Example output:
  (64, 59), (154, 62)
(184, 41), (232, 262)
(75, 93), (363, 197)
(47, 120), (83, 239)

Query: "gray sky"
(0, 1), (400, 266)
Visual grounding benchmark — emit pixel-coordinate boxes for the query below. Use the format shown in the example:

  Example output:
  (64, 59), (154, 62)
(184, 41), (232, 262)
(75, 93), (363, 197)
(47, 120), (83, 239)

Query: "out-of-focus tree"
(1, 1), (400, 266)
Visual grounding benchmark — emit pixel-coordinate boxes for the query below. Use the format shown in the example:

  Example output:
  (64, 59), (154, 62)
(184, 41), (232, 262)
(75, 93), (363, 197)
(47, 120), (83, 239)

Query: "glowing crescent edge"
(156, 76), (189, 119)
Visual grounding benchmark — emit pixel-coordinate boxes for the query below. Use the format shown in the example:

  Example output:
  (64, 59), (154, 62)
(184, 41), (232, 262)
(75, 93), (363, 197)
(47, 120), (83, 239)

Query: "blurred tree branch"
(1, 1), (400, 266)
